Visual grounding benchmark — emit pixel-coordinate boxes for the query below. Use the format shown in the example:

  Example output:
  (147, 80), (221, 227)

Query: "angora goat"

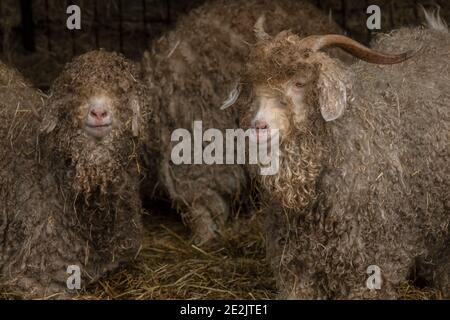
(236, 17), (449, 299)
(0, 51), (151, 298)
(141, 0), (345, 244)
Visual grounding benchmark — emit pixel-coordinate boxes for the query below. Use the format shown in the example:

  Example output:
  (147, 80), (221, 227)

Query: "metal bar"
(20, 0), (36, 52)
(167, 0), (171, 25)
(0, 2), (3, 53)
(118, 0), (124, 53)
(45, 0), (51, 51)
(413, 1), (420, 25)
(142, 0), (149, 45)
(389, 2), (395, 30)
(342, 0), (347, 31)
(364, 0), (371, 43)
(94, 0), (100, 49)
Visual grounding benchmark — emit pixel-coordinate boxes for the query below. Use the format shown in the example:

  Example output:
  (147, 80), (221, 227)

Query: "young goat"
(1, 51), (151, 298)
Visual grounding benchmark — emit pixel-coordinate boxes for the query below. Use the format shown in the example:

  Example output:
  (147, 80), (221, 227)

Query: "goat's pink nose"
(253, 119), (269, 130)
(89, 106), (109, 121)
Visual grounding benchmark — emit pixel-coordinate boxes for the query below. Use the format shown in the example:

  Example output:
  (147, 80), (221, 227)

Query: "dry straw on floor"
(77, 209), (275, 300)
(0, 208), (276, 300)
(0, 206), (443, 300)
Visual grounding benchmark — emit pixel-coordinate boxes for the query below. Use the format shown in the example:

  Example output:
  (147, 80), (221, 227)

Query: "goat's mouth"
(84, 122), (113, 138)
(250, 128), (277, 145)
(251, 128), (268, 141)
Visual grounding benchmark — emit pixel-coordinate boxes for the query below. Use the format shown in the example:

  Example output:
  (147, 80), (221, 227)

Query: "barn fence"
(0, 0), (448, 88)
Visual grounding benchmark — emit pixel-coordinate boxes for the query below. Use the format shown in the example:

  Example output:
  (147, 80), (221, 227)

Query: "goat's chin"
(43, 125), (137, 196)
(68, 134), (130, 196)
(259, 128), (326, 211)
(71, 148), (122, 196)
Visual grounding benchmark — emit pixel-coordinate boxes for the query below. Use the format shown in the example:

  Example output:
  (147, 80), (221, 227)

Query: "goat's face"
(244, 62), (319, 144)
(233, 28), (413, 209)
(240, 31), (353, 144)
(82, 94), (114, 140)
(238, 30), (414, 144)
(40, 51), (146, 194)
(71, 87), (141, 144)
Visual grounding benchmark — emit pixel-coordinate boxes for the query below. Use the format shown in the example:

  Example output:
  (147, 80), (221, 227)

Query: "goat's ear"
(316, 59), (351, 122)
(220, 80), (241, 110)
(131, 97), (140, 137)
(254, 15), (272, 41)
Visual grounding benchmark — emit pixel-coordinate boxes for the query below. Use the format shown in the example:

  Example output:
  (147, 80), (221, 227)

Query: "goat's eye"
(294, 81), (306, 88)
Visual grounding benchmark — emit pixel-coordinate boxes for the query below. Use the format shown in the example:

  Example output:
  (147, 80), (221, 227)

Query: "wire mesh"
(0, 0), (449, 88)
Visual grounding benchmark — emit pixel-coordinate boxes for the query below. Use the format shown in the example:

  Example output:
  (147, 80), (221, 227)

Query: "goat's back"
(325, 26), (450, 256)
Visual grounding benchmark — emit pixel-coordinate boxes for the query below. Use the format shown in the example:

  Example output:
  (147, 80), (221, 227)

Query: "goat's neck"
(260, 118), (329, 213)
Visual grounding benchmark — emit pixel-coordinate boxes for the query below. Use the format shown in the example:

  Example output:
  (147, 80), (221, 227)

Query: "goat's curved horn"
(254, 15), (271, 41)
(299, 34), (415, 64)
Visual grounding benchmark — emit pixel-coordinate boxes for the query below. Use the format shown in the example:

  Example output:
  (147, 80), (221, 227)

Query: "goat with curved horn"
(299, 34), (415, 64)
(240, 15), (450, 299)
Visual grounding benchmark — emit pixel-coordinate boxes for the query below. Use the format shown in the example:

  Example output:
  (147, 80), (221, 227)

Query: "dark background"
(0, 0), (449, 89)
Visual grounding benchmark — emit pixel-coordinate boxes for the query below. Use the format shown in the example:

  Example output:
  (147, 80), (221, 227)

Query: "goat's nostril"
(254, 120), (268, 130)
(90, 108), (109, 120)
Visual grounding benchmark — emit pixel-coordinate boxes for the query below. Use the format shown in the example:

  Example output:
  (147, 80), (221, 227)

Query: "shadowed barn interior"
(1, 0), (449, 90)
